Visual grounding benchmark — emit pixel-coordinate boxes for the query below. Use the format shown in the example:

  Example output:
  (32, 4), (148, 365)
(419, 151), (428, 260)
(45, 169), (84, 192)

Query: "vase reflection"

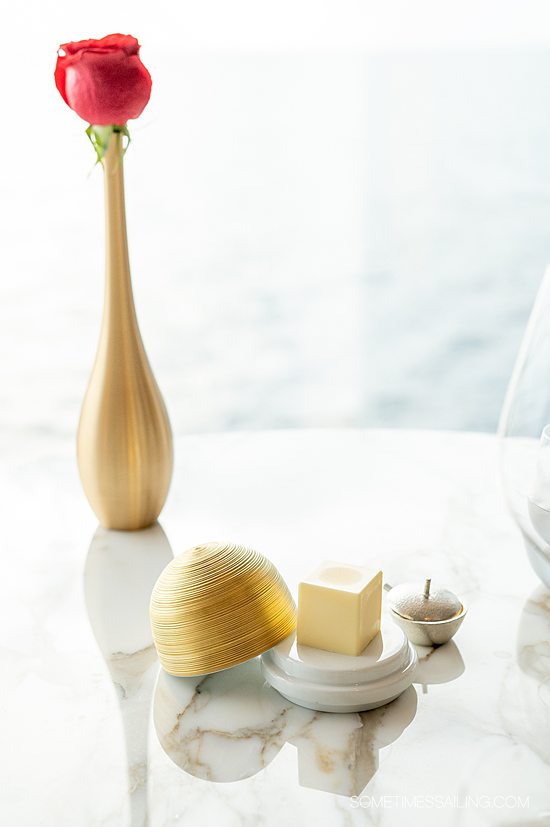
(84, 522), (173, 827)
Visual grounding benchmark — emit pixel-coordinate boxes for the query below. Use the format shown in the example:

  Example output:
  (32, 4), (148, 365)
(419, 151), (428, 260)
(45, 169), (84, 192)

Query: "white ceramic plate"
(261, 620), (417, 713)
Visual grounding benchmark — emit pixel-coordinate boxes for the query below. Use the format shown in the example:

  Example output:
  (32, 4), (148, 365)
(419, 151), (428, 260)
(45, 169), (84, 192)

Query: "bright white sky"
(153, 0), (550, 50)
(10, 0), (550, 52)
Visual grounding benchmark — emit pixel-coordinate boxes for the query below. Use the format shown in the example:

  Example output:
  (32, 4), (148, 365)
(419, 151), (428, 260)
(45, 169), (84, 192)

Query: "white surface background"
(4, 1), (550, 458)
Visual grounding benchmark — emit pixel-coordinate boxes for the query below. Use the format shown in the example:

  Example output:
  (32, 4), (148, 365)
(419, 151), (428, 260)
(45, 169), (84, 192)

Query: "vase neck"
(102, 132), (137, 323)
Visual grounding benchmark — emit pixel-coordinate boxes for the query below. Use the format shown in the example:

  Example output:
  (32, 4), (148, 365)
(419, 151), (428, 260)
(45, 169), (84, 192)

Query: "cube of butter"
(297, 561), (382, 656)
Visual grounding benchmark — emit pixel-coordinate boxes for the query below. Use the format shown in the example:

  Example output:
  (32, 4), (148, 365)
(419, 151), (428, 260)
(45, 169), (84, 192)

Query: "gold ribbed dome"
(150, 541), (296, 676)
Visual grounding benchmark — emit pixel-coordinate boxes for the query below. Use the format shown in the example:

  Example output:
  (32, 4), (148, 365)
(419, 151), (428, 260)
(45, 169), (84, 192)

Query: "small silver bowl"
(389, 604), (467, 646)
(385, 579), (467, 646)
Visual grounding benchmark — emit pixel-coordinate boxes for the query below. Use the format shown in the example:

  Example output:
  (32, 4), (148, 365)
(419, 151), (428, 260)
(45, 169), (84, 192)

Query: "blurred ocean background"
(3, 25), (550, 451)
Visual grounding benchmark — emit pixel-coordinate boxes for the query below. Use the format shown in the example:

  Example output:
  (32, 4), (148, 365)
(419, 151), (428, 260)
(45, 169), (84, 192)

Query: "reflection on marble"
(517, 586), (550, 686)
(153, 657), (417, 797)
(84, 523), (173, 827)
(293, 688), (417, 796)
(5, 431), (550, 826)
(497, 586), (550, 769)
(414, 641), (465, 694)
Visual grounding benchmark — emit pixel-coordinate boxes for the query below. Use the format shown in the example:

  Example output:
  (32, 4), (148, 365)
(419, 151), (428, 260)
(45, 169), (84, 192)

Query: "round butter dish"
(260, 620), (417, 713)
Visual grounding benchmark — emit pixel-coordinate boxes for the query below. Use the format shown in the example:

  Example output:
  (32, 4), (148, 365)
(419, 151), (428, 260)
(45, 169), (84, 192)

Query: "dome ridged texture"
(150, 541), (296, 676)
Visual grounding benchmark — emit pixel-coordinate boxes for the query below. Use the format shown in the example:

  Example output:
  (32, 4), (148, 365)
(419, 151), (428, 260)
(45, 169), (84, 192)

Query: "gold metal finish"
(150, 541), (297, 676)
(77, 132), (173, 530)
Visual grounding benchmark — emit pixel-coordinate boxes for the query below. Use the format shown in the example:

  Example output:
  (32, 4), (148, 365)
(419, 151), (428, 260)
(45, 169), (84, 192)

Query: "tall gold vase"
(77, 132), (173, 530)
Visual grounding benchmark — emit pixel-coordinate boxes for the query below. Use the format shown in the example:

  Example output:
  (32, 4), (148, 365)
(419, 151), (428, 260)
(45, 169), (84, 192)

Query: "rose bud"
(54, 33), (152, 126)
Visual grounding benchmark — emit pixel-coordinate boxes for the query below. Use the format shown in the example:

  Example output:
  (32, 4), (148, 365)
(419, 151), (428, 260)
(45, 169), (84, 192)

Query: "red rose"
(55, 34), (152, 126)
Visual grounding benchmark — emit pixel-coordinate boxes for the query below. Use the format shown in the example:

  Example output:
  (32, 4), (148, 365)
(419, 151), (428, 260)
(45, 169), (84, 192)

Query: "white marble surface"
(1, 429), (550, 826)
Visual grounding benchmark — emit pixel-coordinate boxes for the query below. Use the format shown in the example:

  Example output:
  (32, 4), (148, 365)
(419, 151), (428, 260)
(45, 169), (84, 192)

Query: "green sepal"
(85, 124), (131, 163)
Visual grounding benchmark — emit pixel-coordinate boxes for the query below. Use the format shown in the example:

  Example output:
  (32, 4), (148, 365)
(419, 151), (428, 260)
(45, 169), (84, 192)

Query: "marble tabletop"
(2, 429), (549, 826)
